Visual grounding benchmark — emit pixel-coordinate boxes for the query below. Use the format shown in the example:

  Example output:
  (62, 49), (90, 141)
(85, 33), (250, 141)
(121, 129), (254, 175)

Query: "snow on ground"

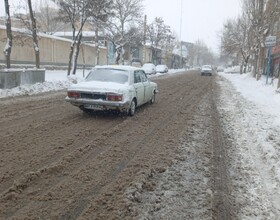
(0, 70), (85, 99)
(215, 72), (280, 218)
(217, 73), (280, 218)
(1, 68), (280, 217)
(127, 71), (280, 219)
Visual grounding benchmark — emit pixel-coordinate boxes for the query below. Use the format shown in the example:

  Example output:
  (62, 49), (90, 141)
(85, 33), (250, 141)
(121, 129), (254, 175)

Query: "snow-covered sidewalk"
(217, 72), (280, 218)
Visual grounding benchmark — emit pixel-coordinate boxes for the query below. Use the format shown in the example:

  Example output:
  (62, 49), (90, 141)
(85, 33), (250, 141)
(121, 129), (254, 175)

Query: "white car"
(142, 63), (156, 75)
(156, 64), (168, 73)
(201, 65), (213, 76)
(65, 65), (158, 116)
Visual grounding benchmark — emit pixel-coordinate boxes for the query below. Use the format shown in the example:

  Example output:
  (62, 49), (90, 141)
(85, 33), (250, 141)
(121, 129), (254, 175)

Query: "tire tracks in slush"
(0, 71), (216, 219)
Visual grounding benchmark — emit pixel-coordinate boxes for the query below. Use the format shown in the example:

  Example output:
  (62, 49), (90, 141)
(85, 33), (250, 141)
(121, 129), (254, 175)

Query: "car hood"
(68, 81), (130, 93)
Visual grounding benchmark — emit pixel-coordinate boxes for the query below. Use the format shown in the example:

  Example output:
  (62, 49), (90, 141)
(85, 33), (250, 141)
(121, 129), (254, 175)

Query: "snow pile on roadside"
(219, 72), (280, 123)
(0, 69), (85, 99)
(0, 78), (71, 98)
(0, 76), (80, 99)
(217, 74), (280, 218)
(224, 66), (240, 73)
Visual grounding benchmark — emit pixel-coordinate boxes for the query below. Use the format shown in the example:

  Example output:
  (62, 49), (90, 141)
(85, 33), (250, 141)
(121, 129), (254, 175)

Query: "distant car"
(156, 64), (168, 73)
(65, 65), (158, 116)
(224, 66), (240, 74)
(143, 63), (156, 75)
(201, 65), (213, 76)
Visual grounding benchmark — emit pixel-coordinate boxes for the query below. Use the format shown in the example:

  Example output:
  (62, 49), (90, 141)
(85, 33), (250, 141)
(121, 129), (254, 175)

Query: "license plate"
(84, 104), (103, 110)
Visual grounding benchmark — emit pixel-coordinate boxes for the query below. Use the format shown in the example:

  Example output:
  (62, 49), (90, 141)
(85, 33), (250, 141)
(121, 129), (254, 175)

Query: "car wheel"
(128, 99), (136, 116)
(150, 92), (156, 104)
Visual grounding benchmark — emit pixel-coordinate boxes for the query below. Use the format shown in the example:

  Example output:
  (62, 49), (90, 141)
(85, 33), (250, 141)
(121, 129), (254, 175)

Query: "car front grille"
(81, 93), (106, 100)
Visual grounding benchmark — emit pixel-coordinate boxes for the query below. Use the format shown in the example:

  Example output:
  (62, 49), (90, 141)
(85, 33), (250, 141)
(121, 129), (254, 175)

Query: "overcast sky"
(0, 0), (241, 54)
(144, 0), (242, 53)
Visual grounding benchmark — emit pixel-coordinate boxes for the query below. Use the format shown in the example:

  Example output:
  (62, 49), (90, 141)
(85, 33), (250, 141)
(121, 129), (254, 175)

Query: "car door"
(133, 70), (145, 105)
(140, 71), (153, 103)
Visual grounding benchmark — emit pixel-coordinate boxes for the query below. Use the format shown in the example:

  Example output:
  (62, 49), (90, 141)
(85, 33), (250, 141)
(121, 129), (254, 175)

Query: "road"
(0, 70), (232, 219)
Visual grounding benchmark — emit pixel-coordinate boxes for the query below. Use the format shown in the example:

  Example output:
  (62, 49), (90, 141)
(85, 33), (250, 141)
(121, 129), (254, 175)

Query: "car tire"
(150, 92), (156, 104)
(128, 99), (136, 116)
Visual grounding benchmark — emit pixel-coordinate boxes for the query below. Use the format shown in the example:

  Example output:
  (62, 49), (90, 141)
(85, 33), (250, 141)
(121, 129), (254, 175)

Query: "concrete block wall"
(0, 70), (21, 89)
(0, 69), (45, 89)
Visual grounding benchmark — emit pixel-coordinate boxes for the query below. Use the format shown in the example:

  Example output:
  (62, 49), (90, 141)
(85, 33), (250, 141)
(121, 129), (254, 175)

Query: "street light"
(180, 0), (183, 68)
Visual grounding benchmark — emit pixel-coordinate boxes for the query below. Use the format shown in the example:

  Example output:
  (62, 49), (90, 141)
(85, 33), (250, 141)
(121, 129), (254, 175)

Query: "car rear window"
(85, 68), (129, 84)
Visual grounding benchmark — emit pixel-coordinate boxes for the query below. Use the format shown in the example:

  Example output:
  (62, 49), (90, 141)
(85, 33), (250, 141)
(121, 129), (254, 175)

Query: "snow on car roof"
(94, 65), (142, 71)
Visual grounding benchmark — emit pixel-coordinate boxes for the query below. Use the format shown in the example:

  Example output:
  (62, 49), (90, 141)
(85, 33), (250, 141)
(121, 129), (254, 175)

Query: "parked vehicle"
(201, 65), (213, 76)
(142, 63), (156, 75)
(65, 65), (158, 116)
(224, 66), (240, 74)
(156, 64), (168, 73)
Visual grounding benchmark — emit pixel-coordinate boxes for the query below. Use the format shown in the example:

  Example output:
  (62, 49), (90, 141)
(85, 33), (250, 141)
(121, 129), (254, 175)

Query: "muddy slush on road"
(0, 70), (232, 219)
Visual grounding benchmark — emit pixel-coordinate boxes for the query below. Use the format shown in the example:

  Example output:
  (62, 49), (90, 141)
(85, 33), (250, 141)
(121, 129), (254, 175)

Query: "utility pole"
(180, 0), (183, 68)
(142, 15), (147, 64)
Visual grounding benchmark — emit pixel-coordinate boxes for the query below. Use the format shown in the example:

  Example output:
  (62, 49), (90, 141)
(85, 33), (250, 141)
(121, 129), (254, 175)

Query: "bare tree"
(56, 0), (87, 75)
(3, 0), (13, 69)
(243, 0), (280, 79)
(27, 0), (40, 68)
(146, 17), (172, 65)
(86, 0), (114, 65)
(188, 40), (216, 67)
(56, 0), (112, 75)
(104, 0), (144, 64)
(221, 15), (252, 73)
(35, 3), (65, 34)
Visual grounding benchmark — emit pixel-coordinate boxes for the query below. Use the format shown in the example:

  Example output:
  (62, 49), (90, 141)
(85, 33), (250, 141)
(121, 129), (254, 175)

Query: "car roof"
(94, 65), (142, 71)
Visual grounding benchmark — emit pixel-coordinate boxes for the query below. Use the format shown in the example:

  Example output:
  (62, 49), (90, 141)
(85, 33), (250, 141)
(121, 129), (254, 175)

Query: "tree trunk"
(277, 62), (280, 89)
(256, 47), (265, 80)
(72, 33), (83, 75)
(244, 55), (250, 73)
(4, 0), (12, 69)
(95, 28), (99, 65)
(27, 0), (40, 68)
(253, 52), (258, 78)
(67, 42), (74, 75)
(240, 62), (244, 74)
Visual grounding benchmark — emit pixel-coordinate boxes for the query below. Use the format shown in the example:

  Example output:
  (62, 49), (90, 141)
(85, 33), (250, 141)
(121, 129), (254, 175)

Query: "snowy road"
(0, 70), (279, 219)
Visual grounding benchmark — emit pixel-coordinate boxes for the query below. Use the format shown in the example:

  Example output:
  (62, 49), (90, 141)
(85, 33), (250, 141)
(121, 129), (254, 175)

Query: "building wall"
(0, 27), (107, 67)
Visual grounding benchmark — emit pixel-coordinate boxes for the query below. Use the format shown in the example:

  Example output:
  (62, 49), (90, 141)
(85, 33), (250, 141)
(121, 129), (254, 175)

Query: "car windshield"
(85, 68), (129, 84)
(203, 65), (211, 69)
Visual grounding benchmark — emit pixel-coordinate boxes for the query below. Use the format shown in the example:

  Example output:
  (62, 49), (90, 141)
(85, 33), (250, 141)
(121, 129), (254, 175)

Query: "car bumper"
(65, 97), (131, 112)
